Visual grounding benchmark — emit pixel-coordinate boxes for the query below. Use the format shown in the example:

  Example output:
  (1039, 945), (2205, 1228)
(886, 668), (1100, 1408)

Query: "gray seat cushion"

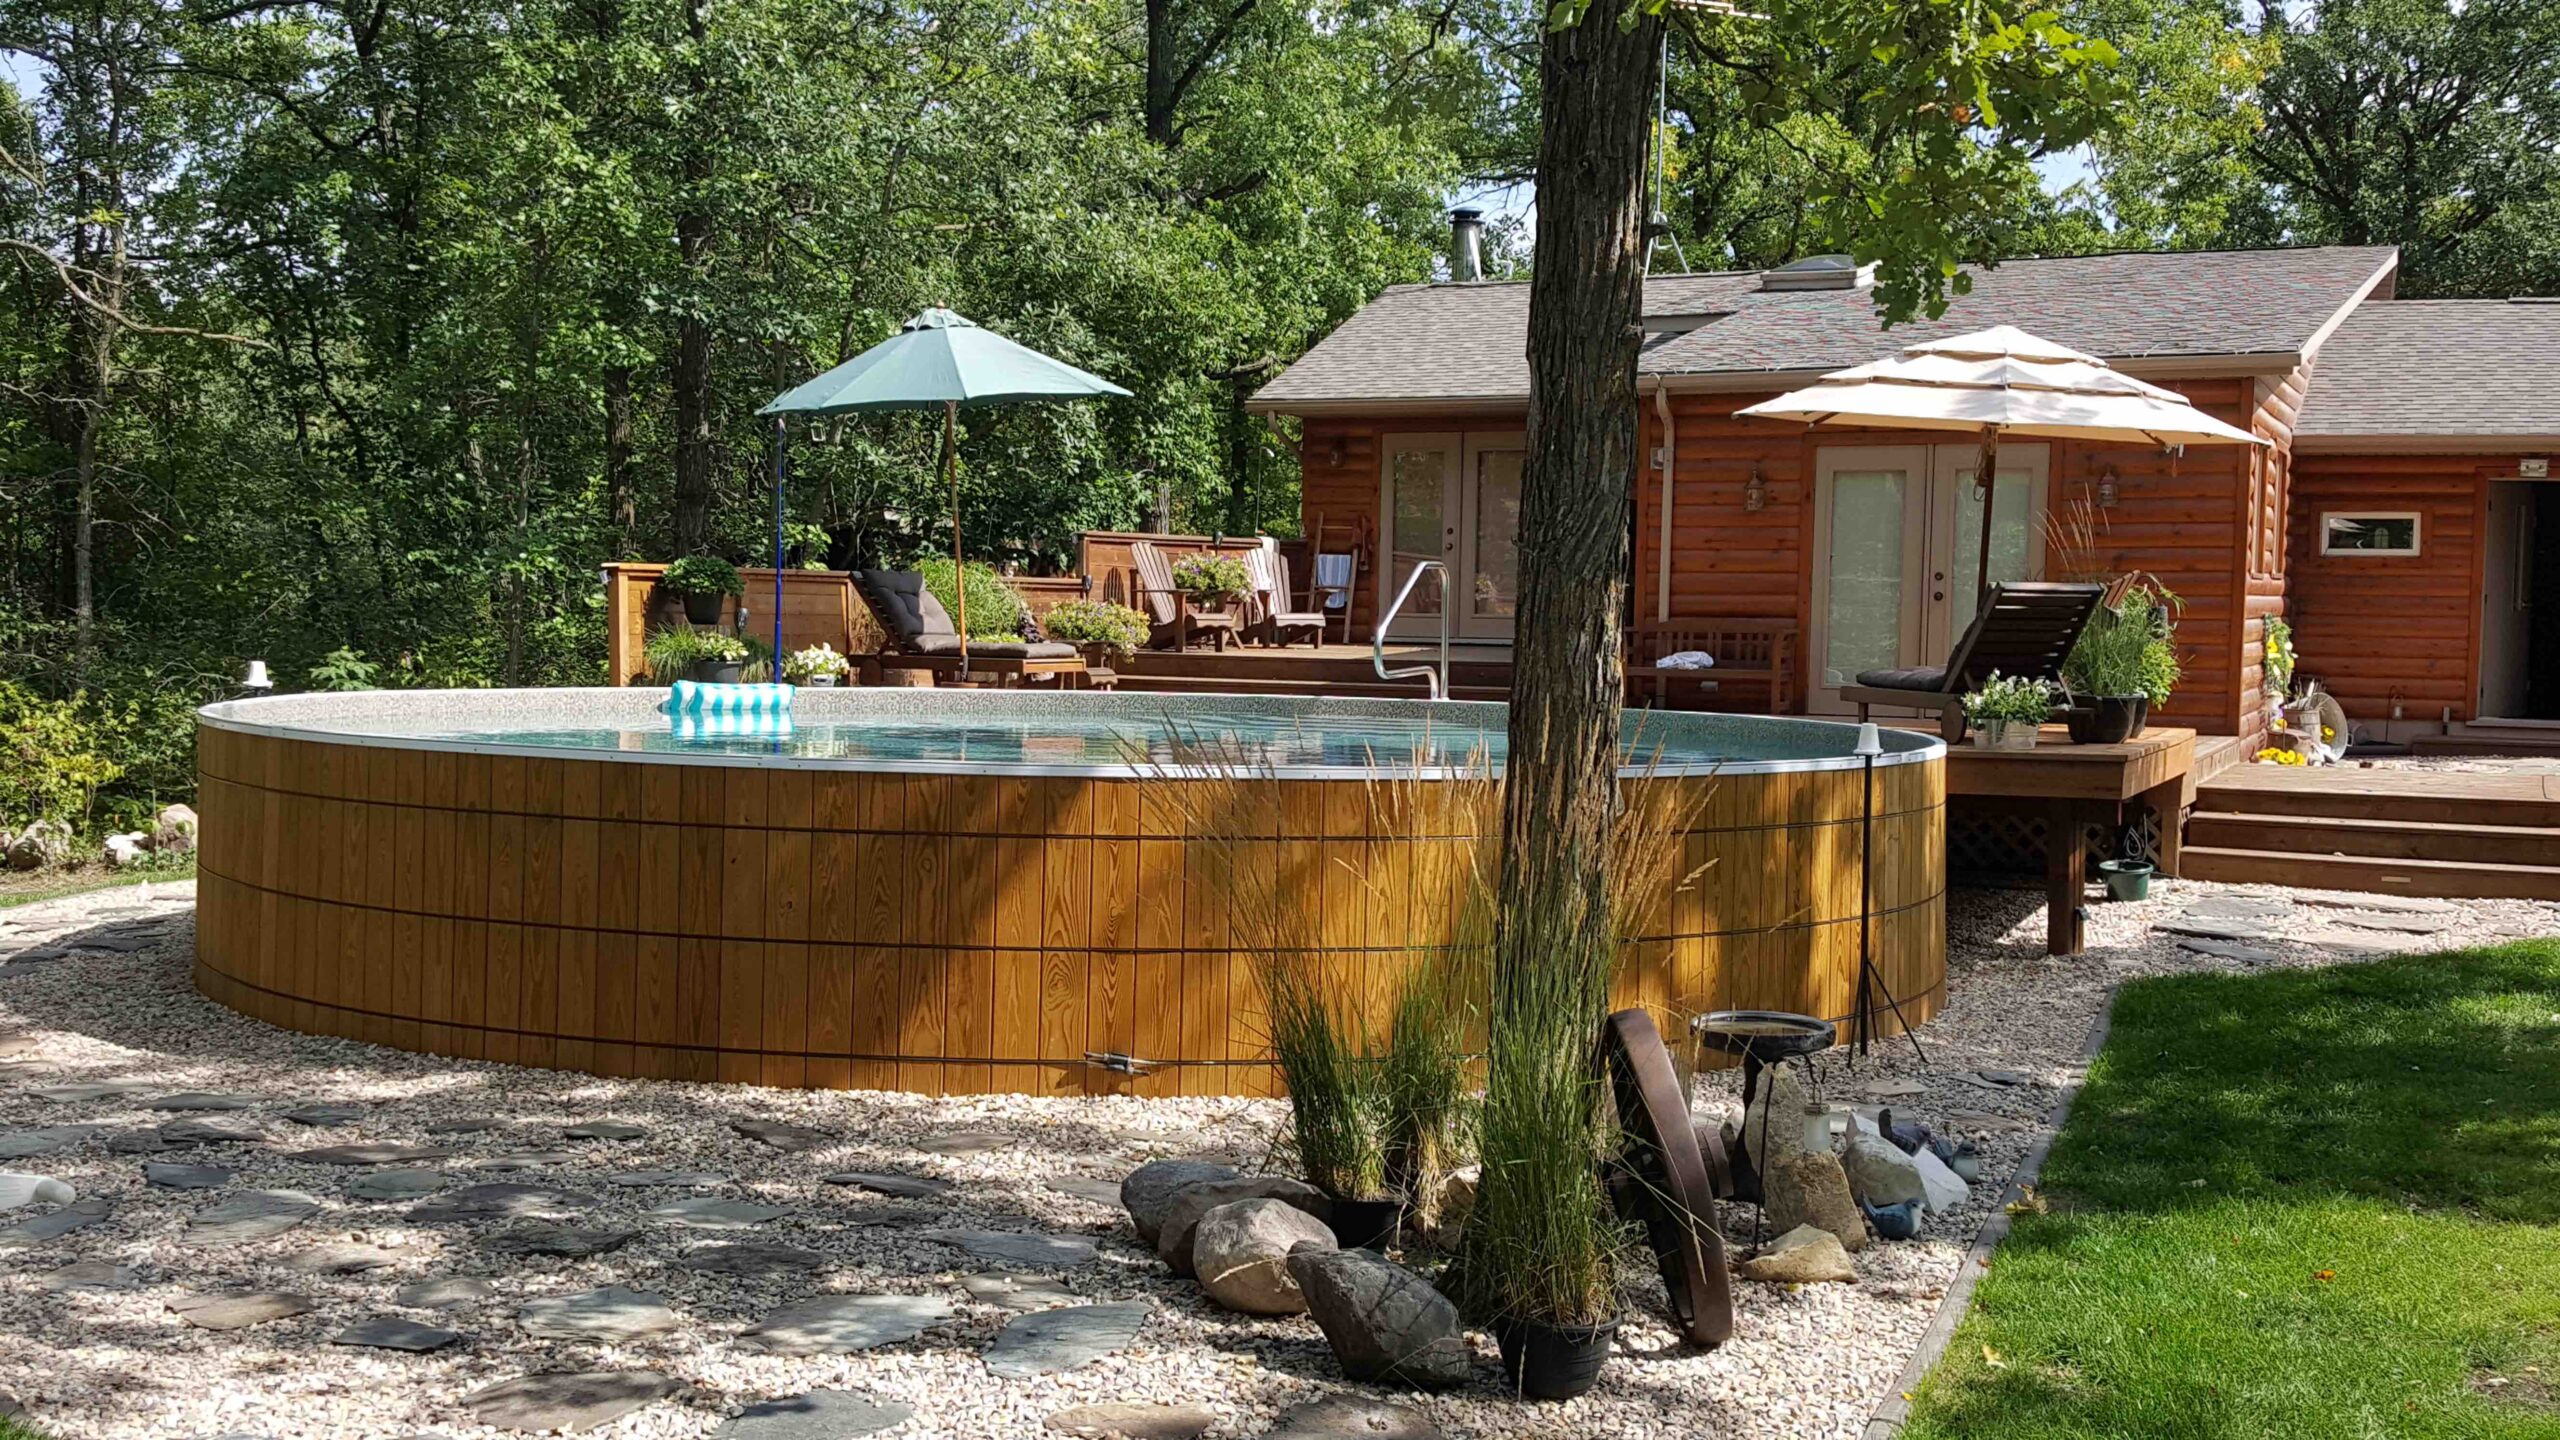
(966, 640), (1078, 659)
(1853, 665), (1949, 692)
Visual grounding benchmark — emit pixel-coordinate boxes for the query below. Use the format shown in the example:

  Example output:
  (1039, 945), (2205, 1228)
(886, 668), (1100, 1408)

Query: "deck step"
(2410, 733), (2560, 758)
(2192, 780), (2560, 830)
(2183, 811), (2560, 868)
(2180, 845), (2560, 901)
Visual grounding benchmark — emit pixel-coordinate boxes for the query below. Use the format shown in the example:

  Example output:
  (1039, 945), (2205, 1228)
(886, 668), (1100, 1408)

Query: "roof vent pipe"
(1450, 208), (1485, 283)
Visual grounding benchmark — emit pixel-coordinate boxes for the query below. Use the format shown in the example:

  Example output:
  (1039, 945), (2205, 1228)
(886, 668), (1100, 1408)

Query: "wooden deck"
(1945, 726), (2199, 955)
(2188, 761), (2560, 899)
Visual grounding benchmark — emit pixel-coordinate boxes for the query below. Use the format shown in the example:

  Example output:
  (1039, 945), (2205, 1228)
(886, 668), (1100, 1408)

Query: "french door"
(1380, 432), (1522, 641)
(1809, 443), (2050, 713)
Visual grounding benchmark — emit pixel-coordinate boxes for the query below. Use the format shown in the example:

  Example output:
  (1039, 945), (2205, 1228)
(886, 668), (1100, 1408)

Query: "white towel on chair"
(1657, 650), (1716, 671)
(1314, 553), (1353, 610)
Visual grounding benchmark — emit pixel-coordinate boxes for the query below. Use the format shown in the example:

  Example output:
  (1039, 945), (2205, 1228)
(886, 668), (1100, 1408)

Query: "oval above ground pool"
(192, 688), (1946, 1096)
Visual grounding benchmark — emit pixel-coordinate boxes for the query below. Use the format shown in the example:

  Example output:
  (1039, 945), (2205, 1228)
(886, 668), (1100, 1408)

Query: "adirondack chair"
(1838, 581), (2105, 739)
(1242, 546), (1326, 648)
(1131, 540), (1242, 652)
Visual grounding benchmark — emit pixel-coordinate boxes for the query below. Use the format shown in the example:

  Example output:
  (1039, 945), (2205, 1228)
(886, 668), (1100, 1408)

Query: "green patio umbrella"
(756, 308), (1131, 665)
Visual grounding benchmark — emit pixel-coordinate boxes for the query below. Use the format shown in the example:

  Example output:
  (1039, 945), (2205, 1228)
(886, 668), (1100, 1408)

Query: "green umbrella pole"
(946, 399), (967, 667)
(772, 416), (789, 671)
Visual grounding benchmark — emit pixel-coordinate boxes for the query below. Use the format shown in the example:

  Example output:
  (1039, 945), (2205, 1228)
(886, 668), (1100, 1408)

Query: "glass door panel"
(1930, 447), (2050, 656)
(1459, 439), (1523, 639)
(1811, 446), (1931, 709)
(1381, 435), (1457, 632)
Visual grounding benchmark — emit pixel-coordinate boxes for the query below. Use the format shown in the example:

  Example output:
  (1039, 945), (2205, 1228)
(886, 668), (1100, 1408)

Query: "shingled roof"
(1251, 245), (2399, 412)
(2293, 299), (2560, 448)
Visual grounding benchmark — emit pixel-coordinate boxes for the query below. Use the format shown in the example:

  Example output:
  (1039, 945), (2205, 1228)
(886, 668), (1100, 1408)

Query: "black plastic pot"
(1326, 1197), (1402, 1251)
(1495, 1317), (1617, 1400)
(680, 590), (724, 625)
(2066, 695), (2150, 745)
(690, 659), (744, 685)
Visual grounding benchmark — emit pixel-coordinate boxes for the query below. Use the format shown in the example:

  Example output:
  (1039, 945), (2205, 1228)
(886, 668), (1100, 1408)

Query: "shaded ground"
(1903, 941), (2560, 1440)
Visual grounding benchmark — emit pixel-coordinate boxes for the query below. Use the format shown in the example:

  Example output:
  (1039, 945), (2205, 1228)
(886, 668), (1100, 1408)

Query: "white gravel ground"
(1, 874), (2553, 1440)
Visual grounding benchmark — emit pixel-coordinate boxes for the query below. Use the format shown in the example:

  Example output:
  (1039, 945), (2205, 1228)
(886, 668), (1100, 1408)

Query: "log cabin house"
(1248, 229), (2560, 750)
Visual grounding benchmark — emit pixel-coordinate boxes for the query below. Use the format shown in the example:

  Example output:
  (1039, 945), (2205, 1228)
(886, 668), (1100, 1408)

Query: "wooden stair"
(2184, 767), (2560, 900)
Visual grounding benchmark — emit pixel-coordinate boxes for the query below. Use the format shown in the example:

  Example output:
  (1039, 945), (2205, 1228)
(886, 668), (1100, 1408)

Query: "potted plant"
(782, 642), (851, 687)
(1039, 598), (1148, 667)
(661, 555), (743, 626)
(1170, 552), (1251, 613)
(1961, 672), (2059, 749)
(2063, 585), (2182, 744)
(645, 626), (751, 684)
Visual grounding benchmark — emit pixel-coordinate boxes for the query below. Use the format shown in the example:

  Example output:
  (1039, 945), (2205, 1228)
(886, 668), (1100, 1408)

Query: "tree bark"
(604, 362), (636, 553)
(669, 0), (715, 557)
(1491, 6), (1661, 1030)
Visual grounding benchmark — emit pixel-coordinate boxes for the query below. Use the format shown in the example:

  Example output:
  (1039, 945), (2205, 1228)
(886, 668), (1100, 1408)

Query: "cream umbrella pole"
(1974, 424), (1999, 608)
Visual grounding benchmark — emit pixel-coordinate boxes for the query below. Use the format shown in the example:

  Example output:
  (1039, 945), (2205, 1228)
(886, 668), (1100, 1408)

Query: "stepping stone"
(148, 1093), (263, 1112)
(607, 1170), (729, 1188)
(462, 1371), (677, 1433)
(408, 1183), (595, 1223)
(732, 1118), (829, 1152)
(1261, 1397), (1444, 1440)
(146, 1163), (235, 1190)
(984, 1302), (1151, 1378)
(187, 1191), (319, 1246)
(107, 1130), (174, 1154)
(1857, 1079), (1931, 1100)
(681, 1242), (827, 1278)
(0, 1197), (109, 1248)
(0, 1173), (75, 1210)
(518, 1286), (678, 1342)
(915, 1131), (1009, 1157)
(33, 1082), (149, 1102)
(395, 1276), (494, 1309)
(0, 1031), (38, 1059)
(961, 1272), (1078, 1312)
(72, 929), (163, 953)
(740, 1294), (953, 1355)
(474, 1151), (579, 1172)
(821, 1172), (951, 1200)
(2329, 910), (2448, 934)
(2177, 936), (2279, 964)
(2158, 915), (2281, 943)
(2300, 891), (2454, 915)
(565, 1121), (645, 1141)
(288, 1241), (420, 1275)
(1046, 1176), (1123, 1206)
(425, 1117), (504, 1135)
(2182, 893), (2294, 922)
(716, 1390), (916, 1440)
(925, 1228), (1098, 1269)
(1047, 1403), (1217, 1440)
(349, 1168), (448, 1201)
(1949, 1111), (2037, 1134)
(282, 1104), (365, 1126)
(1969, 1070), (2033, 1088)
(41, 1260), (140, 1291)
(169, 1290), (314, 1331)
(294, 1143), (455, 1167)
(331, 1316), (462, 1352)
(0, 1127), (96, 1159)
(159, 1118), (265, 1145)
(484, 1224), (636, 1259)
(648, 1198), (789, 1230)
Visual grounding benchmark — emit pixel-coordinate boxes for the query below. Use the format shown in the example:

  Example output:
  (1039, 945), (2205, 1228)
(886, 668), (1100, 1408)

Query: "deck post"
(2045, 798), (2087, 955)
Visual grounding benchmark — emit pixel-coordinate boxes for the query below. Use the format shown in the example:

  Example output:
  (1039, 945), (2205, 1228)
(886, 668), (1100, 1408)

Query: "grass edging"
(1860, 984), (2124, 1440)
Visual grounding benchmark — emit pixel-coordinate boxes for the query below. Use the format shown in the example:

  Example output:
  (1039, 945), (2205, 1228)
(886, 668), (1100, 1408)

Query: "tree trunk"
(669, 0), (715, 557)
(1490, 6), (1661, 1038)
(604, 363), (636, 553)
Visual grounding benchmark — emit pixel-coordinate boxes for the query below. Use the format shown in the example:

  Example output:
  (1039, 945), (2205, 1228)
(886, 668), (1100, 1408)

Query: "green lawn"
(0, 859), (194, 910)
(1903, 940), (2560, 1440)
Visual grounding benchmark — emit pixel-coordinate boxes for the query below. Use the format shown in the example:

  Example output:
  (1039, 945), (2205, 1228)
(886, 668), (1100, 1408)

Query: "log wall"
(193, 723), (1945, 1097)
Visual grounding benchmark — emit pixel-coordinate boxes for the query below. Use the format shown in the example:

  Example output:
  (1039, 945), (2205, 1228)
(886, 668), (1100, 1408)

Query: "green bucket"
(2099, 859), (2154, 902)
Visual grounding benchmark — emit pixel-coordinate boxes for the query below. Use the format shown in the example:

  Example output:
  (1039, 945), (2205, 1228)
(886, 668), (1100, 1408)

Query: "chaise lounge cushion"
(964, 640), (1078, 659)
(1853, 665), (1949, 693)
(855, 569), (1077, 660)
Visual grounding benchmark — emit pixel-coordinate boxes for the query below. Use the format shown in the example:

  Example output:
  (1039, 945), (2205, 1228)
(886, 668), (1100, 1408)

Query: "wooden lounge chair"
(1242, 547), (1326, 648)
(1627, 619), (1798, 714)
(1131, 539), (1242, 652)
(1838, 581), (2105, 740)
(852, 569), (1093, 687)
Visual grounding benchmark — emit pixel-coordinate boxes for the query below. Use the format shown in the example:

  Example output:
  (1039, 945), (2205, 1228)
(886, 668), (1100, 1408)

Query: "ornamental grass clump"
(916, 557), (1030, 638)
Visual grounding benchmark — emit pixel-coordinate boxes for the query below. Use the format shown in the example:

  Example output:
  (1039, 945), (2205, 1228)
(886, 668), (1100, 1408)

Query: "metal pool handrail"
(1374, 560), (1451, 700)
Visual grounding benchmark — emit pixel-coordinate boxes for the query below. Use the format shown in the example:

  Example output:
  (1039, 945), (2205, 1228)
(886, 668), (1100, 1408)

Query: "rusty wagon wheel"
(1598, 1008), (1734, 1349)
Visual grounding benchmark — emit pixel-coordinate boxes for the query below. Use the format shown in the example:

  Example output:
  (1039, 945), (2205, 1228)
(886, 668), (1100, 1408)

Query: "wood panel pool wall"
(194, 723), (1944, 1096)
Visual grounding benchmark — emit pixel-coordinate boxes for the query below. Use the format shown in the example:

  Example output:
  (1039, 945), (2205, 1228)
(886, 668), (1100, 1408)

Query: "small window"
(2321, 512), (2421, 556)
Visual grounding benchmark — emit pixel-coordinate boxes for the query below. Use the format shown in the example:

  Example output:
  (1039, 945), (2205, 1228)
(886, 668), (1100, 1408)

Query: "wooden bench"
(1627, 620), (1798, 715)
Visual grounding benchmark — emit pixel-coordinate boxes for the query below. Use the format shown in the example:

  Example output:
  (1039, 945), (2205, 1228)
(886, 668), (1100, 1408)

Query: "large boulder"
(153, 804), (199, 855)
(1763, 1149), (1867, 1252)
(1286, 1245), (1470, 1389)
(1910, 1141), (1972, 1213)
(1739, 1065), (1817, 1164)
(1155, 1177), (1328, 1278)
(1192, 1199), (1334, 1314)
(1841, 1118), (1928, 1210)
(103, 832), (152, 868)
(1736, 1224), (1857, 1284)
(1120, 1160), (1238, 1246)
(5, 821), (71, 872)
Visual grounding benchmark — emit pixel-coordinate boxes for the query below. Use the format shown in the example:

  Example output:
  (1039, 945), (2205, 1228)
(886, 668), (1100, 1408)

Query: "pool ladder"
(1373, 560), (1452, 700)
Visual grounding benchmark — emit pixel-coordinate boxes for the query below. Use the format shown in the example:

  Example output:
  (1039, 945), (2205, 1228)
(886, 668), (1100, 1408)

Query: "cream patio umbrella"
(1736, 325), (2269, 603)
